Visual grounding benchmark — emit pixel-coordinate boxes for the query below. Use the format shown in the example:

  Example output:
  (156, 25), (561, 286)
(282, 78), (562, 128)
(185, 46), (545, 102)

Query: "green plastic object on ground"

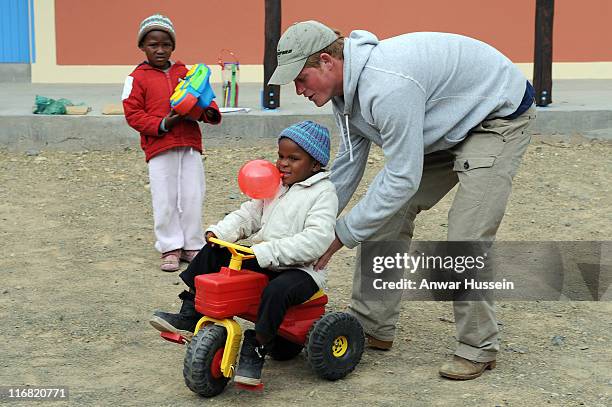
(33, 95), (82, 115)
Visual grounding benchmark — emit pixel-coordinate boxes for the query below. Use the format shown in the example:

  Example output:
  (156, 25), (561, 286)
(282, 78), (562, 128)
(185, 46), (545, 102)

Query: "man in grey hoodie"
(269, 20), (536, 380)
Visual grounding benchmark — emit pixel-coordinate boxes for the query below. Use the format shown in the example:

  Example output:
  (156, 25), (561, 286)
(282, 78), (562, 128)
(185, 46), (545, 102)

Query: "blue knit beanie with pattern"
(279, 121), (331, 167)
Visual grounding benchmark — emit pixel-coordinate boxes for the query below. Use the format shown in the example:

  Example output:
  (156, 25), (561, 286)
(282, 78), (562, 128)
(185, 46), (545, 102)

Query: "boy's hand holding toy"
(164, 109), (183, 130)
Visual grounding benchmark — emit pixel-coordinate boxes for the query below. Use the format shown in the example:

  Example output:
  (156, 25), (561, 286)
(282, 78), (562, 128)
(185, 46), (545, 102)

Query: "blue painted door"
(0, 0), (35, 63)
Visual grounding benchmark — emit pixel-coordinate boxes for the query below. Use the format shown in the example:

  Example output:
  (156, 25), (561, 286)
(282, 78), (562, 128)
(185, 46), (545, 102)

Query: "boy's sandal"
(180, 249), (199, 263)
(160, 250), (181, 272)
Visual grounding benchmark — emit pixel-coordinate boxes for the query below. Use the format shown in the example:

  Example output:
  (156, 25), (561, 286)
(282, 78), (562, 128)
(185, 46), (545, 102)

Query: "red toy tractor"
(160, 237), (365, 397)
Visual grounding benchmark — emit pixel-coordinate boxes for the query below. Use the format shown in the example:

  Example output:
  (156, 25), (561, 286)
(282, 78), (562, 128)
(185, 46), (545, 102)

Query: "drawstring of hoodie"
(338, 114), (354, 162)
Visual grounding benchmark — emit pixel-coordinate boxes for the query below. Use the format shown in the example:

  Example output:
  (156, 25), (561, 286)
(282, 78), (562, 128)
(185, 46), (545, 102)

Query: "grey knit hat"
(138, 14), (176, 48)
(279, 121), (331, 167)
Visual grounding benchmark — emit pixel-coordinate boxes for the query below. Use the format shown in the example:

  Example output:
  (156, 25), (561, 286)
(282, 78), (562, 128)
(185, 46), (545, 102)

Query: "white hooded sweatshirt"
(206, 171), (338, 288)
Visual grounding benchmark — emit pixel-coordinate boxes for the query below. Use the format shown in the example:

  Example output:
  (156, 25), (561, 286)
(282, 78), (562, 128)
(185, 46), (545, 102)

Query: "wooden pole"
(263, 0), (281, 109)
(533, 0), (554, 106)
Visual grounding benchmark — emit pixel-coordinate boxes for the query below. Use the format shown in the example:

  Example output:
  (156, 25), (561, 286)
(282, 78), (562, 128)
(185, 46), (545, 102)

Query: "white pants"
(148, 147), (206, 253)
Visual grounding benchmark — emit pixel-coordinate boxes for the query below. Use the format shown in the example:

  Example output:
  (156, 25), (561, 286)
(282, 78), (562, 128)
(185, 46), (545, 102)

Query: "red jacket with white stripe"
(122, 61), (221, 162)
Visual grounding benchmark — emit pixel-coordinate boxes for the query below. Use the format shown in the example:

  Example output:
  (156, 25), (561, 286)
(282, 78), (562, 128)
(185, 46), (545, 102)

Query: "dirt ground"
(1, 136), (611, 407)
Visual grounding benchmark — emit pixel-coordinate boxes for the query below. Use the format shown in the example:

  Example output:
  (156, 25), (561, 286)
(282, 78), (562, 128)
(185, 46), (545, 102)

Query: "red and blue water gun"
(170, 64), (216, 120)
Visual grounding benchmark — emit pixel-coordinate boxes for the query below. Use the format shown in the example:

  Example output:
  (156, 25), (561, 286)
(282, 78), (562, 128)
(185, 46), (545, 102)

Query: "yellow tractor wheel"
(305, 312), (365, 380)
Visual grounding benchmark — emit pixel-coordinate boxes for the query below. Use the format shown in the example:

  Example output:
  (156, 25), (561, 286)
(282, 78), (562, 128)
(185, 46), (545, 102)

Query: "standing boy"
(122, 14), (221, 272)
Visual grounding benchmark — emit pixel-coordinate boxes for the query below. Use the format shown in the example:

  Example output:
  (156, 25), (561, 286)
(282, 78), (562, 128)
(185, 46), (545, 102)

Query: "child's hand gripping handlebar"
(208, 237), (254, 271)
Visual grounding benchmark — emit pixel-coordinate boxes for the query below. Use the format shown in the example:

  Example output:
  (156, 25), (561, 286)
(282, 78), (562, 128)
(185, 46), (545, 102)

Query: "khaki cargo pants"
(348, 106), (536, 362)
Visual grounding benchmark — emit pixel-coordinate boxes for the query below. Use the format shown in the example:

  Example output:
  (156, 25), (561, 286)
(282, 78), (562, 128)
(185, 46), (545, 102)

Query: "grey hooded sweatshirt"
(330, 31), (529, 248)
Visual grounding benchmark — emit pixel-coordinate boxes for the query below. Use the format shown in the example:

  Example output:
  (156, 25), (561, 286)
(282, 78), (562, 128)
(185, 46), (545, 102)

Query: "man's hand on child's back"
(314, 234), (344, 271)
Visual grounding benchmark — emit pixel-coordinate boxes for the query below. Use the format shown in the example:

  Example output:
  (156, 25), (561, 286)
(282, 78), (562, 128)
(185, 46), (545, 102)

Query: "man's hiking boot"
(365, 333), (393, 350)
(439, 355), (496, 380)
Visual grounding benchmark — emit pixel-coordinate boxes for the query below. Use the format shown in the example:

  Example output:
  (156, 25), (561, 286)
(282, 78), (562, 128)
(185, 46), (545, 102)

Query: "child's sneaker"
(180, 249), (199, 263)
(234, 330), (267, 386)
(160, 249), (181, 272)
(149, 290), (201, 340)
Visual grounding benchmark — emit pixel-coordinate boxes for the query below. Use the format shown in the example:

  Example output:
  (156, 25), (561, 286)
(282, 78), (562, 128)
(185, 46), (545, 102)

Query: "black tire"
(269, 335), (304, 361)
(305, 312), (365, 381)
(183, 325), (229, 397)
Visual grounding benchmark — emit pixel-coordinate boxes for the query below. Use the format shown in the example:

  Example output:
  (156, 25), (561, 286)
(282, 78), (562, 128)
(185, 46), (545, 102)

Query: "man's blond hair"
(304, 29), (344, 68)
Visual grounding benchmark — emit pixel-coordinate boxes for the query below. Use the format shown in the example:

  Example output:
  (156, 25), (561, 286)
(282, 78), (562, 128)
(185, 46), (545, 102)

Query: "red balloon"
(238, 160), (281, 199)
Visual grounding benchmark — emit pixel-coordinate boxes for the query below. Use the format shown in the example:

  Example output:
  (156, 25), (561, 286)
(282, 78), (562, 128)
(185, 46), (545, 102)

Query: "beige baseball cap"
(268, 21), (337, 85)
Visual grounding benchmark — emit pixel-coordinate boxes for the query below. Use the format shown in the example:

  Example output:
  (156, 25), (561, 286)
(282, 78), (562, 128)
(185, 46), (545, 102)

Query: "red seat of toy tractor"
(194, 265), (327, 345)
(275, 291), (327, 344)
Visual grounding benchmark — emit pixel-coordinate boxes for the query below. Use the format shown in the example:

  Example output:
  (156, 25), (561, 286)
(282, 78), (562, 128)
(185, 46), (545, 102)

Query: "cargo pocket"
(451, 156), (497, 212)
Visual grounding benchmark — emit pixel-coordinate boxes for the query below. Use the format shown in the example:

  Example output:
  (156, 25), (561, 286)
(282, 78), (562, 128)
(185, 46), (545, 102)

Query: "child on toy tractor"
(150, 120), (338, 386)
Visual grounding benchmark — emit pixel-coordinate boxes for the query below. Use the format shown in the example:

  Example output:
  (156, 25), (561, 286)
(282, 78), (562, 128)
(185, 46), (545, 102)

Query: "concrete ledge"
(0, 110), (610, 152)
(529, 109), (612, 138)
(1, 80), (611, 151)
(0, 114), (338, 151)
